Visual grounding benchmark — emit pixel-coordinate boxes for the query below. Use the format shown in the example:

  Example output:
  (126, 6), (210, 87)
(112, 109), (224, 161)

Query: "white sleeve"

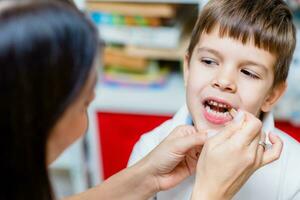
(127, 135), (158, 200)
(127, 129), (162, 165)
(280, 133), (300, 200)
(127, 119), (174, 200)
(127, 138), (145, 167)
(127, 120), (173, 167)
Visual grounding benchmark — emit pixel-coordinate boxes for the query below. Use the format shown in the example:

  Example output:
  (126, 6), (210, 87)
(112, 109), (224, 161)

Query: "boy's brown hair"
(187, 0), (296, 86)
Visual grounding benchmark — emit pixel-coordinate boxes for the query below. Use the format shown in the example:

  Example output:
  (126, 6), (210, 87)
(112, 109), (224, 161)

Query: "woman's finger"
(231, 113), (262, 146)
(209, 110), (245, 145)
(261, 133), (283, 166)
(253, 131), (266, 168)
(167, 125), (197, 139)
(169, 130), (206, 155)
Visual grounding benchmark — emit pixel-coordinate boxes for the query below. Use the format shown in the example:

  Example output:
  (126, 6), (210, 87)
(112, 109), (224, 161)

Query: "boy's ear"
(183, 54), (190, 88)
(261, 82), (287, 112)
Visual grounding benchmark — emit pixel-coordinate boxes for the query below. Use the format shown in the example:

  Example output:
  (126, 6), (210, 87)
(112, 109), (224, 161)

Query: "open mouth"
(204, 99), (231, 114)
(202, 98), (234, 124)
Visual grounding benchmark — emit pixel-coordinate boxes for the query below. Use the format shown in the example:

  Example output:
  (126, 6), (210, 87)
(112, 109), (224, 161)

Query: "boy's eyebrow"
(197, 47), (223, 59)
(240, 60), (268, 73)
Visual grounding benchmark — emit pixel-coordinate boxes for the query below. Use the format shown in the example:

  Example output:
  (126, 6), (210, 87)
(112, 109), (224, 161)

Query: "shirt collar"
(261, 111), (275, 133)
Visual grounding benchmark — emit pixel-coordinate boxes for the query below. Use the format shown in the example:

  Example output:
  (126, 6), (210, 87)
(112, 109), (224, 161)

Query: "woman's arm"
(65, 161), (156, 200)
(64, 125), (206, 200)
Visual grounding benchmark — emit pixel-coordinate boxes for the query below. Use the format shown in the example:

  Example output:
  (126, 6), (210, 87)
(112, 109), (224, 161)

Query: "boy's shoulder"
(272, 128), (300, 198)
(274, 127), (300, 153)
(272, 127), (300, 174)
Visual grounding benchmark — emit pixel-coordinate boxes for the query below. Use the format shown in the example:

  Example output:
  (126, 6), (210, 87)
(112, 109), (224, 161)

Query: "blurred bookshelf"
(87, 0), (200, 4)
(87, 1), (198, 89)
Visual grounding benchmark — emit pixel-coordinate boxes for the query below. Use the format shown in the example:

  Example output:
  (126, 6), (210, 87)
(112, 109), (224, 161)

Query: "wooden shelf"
(87, 2), (178, 18)
(124, 34), (189, 61)
(88, 0), (200, 4)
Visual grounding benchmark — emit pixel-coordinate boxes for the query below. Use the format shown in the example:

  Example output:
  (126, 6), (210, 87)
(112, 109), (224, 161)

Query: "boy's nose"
(211, 73), (237, 93)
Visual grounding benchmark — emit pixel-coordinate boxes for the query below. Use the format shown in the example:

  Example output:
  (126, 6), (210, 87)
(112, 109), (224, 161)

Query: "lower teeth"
(206, 105), (229, 117)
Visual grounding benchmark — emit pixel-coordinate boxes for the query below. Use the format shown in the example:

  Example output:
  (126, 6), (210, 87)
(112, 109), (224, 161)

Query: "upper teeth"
(208, 100), (230, 109)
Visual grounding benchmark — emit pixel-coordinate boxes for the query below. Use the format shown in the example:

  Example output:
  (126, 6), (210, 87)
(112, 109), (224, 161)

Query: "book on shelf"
(90, 12), (164, 27)
(86, 2), (178, 18)
(123, 33), (190, 61)
(103, 46), (149, 72)
(102, 61), (170, 88)
(88, 3), (196, 49)
(97, 23), (182, 49)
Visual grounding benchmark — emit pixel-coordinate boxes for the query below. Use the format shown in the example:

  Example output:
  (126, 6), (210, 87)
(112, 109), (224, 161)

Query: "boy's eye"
(201, 58), (218, 66)
(241, 69), (260, 79)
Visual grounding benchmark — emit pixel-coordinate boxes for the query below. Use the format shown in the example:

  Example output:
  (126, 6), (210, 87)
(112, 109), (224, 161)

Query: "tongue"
(211, 105), (226, 113)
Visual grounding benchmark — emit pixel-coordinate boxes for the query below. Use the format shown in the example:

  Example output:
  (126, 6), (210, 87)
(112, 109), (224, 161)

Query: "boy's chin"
(194, 120), (229, 137)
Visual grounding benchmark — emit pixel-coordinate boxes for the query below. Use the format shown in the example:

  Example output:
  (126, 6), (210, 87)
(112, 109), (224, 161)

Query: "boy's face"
(184, 26), (286, 132)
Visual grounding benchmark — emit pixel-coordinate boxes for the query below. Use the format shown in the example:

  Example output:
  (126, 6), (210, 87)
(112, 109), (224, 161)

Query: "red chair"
(275, 121), (300, 142)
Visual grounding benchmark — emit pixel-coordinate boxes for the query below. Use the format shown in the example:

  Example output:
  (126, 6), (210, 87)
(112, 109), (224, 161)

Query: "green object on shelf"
(135, 16), (148, 26)
(112, 13), (125, 25)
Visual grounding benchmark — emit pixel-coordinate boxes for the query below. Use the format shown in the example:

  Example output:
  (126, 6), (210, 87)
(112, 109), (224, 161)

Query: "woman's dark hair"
(0, 1), (99, 199)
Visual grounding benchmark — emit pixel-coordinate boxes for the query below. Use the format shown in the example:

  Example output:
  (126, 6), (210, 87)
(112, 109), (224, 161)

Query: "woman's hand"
(191, 110), (283, 200)
(66, 125), (205, 200)
(140, 125), (206, 192)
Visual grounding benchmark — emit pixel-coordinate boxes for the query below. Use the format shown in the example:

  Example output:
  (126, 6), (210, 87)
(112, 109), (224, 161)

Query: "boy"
(128, 0), (300, 199)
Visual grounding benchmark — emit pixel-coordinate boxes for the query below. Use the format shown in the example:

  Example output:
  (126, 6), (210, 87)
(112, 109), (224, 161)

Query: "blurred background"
(49, 0), (300, 198)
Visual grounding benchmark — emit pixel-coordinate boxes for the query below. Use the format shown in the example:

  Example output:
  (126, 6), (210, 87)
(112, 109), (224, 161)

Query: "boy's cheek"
(188, 77), (208, 91)
(239, 101), (263, 118)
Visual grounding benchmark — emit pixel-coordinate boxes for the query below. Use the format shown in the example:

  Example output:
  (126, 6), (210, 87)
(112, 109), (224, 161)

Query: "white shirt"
(128, 105), (300, 200)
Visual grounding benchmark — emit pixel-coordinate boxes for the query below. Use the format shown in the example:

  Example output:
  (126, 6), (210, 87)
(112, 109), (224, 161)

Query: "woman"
(0, 1), (282, 200)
